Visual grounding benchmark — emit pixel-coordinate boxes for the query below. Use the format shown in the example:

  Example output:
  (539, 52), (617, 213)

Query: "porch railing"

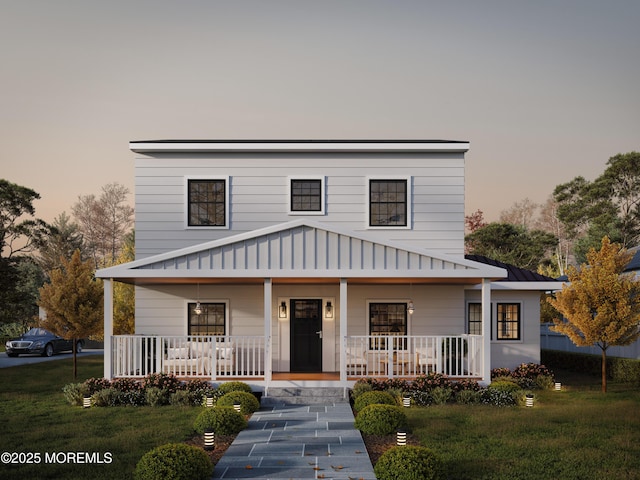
(345, 335), (482, 378)
(111, 335), (264, 379)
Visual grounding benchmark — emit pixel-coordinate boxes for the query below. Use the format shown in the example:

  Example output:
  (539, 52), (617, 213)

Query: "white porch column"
(339, 278), (348, 383)
(264, 278), (272, 385)
(103, 278), (113, 379)
(481, 278), (492, 385)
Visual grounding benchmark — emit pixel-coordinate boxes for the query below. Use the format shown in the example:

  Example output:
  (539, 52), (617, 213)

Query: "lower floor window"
(467, 303), (482, 335)
(188, 303), (226, 335)
(369, 302), (407, 349)
(497, 303), (520, 340)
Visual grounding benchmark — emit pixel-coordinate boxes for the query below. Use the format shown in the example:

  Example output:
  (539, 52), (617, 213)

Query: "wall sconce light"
(194, 283), (202, 315)
(325, 301), (333, 318)
(279, 301), (287, 318)
(407, 300), (415, 315)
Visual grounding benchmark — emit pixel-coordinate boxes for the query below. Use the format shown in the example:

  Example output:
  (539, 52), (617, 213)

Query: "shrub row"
(541, 349), (640, 384)
(352, 363), (554, 407)
(62, 374), (258, 407)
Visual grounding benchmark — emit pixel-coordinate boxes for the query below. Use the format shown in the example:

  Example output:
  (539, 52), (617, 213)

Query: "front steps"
(261, 387), (348, 405)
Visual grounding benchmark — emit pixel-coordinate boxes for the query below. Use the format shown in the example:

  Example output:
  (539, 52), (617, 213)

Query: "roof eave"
(129, 140), (470, 154)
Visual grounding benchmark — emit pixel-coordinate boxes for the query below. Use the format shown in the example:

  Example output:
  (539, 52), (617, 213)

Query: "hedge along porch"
(97, 220), (507, 390)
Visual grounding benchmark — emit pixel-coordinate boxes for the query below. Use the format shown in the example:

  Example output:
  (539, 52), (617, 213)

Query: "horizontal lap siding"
(135, 153), (465, 258)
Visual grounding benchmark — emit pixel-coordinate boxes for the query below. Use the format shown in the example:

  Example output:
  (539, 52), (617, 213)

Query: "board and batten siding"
(134, 152), (465, 259)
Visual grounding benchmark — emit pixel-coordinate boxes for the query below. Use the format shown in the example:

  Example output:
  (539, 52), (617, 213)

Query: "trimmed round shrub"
(134, 443), (212, 480)
(354, 390), (397, 412)
(354, 404), (407, 435)
(374, 446), (444, 480)
(217, 381), (252, 395)
(217, 391), (260, 415)
(351, 380), (373, 400)
(193, 406), (248, 435)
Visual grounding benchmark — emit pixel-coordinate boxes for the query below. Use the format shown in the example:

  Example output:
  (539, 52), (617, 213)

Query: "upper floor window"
(289, 176), (325, 215)
(368, 177), (410, 227)
(497, 303), (520, 340)
(187, 178), (228, 227)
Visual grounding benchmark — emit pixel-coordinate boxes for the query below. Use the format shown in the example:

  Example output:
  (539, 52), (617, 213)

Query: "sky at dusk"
(1, 0), (638, 225)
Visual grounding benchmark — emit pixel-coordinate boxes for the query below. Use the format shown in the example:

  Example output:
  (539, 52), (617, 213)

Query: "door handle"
(316, 331), (323, 339)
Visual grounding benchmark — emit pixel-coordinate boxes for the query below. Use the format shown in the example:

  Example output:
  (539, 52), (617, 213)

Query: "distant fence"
(540, 323), (640, 359)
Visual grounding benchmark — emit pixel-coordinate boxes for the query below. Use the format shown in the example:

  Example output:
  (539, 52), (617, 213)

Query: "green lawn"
(406, 371), (640, 480)
(0, 357), (200, 479)
(1, 359), (639, 479)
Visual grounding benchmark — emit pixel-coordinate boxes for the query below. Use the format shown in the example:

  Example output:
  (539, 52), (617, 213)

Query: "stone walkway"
(212, 402), (377, 479)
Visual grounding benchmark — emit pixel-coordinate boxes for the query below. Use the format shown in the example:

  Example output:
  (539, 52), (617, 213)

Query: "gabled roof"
(465, 254), (564, 291)
(97, 219), (506, 285)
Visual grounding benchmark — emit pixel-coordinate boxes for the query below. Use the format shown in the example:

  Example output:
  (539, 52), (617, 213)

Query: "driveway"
(0, 349), (103, 368)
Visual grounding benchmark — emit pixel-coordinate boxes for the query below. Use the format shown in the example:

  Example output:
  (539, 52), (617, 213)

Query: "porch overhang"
(96, 219), (507, 283)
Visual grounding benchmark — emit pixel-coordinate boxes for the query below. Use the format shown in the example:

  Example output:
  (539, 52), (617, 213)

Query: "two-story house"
(96, 140), (561, 390)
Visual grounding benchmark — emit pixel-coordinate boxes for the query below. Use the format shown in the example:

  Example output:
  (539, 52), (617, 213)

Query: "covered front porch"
(108, 333), (483, 382)
(97, 220), (507, 388)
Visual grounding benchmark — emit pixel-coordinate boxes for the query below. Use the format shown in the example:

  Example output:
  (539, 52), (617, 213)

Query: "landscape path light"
(83, 395), (91, 408)
(525, 394), (534, 407)
(396, 430), (407, 446)
(204, 428), (215, 451)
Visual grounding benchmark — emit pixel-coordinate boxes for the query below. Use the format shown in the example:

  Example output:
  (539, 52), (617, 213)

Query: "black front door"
(290, 299), (322, 372)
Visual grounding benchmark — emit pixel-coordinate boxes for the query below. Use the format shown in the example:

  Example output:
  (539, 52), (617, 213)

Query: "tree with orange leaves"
(548, 236), (640, 392)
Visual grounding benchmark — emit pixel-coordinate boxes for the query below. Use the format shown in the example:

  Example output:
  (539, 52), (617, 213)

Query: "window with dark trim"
(467, 303), (482, 335)
(369, 179), (407, 226)
(497, 303), (520, 340)
(188, 179), (226, 226)
(369, 302), (407, 349)
(188, 303), (226, 335)
(290, 179), (322, 212)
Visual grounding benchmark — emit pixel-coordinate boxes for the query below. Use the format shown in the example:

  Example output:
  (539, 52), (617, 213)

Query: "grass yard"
(1, 359), (639, 480)
(0, 357), (200, 479)
(406, 371), (640, 480)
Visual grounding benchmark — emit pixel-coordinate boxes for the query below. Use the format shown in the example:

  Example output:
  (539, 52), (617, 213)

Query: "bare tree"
(535, 196), (572, 276)
(72, 183), (134, 267)
(500, 198), (539, 230)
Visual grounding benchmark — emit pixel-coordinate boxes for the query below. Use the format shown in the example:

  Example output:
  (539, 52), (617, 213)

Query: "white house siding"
(135, 284), (264, 337)
(134, 152), (465, 259)
(465, 289), (542, 370)
(134, 282), (467, 373)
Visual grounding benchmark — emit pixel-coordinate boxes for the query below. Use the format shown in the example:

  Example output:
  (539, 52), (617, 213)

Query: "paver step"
(262, 387), (348, 405)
